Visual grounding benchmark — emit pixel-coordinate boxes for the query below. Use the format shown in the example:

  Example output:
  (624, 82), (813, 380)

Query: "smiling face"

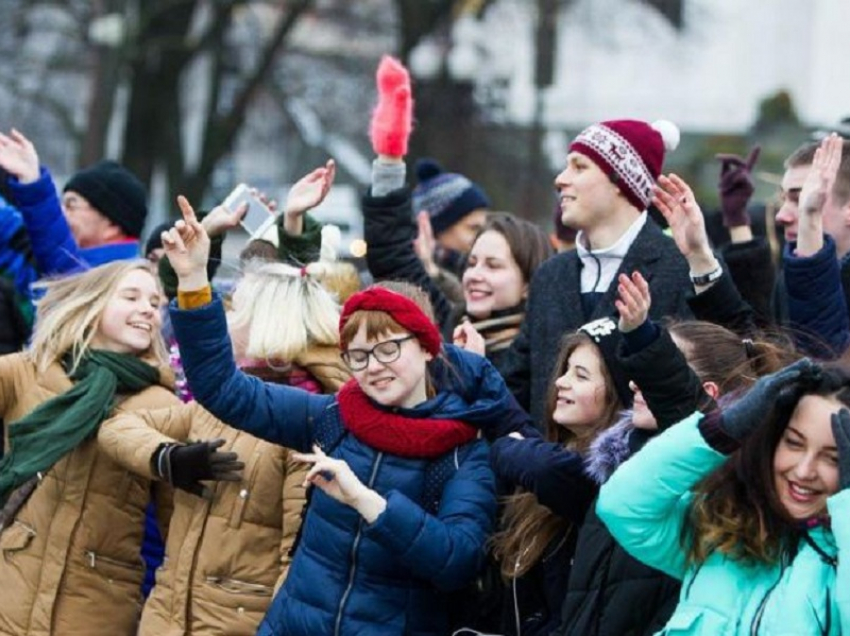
(773, 394), (841, 520)
(90, 268), (162, 354)
(552, 342), (608, 433)
(462, 230), (526, 319)
(554, 152), (621, 232)
(346, 324), (433, 409)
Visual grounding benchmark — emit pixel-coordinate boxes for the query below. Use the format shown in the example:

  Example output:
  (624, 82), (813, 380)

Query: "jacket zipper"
(750, 560), (786, 635)
(683, 559), (705, 599)
(334, 452), (383, 636)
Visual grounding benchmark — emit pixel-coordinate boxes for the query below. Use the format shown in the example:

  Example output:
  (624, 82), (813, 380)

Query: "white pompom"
(319, 224), (342, 263)
(651, 120), (680, 152)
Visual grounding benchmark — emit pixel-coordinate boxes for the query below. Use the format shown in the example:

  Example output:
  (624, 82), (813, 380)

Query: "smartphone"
(222, 183), (276, 237)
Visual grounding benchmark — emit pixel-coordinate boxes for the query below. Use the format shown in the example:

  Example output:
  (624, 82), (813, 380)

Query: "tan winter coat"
(0, 353), (179, 636)
(98, 403), (308, 636)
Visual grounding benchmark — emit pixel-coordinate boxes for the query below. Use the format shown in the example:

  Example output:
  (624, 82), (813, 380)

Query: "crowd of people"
(0, 54), (849, 636)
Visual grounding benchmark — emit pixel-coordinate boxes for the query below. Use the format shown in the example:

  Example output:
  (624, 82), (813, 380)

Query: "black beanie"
(144, 222), (172, 258)
(578, 317), (633, 409)
(64, 160), (148, 238)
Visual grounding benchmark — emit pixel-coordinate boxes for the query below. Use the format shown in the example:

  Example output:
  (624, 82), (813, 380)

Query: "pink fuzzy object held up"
(370, 55), (413, 157)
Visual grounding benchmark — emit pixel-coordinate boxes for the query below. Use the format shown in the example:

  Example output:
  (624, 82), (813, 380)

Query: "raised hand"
(251, 188), (278, 214)
(615, 271), (651, 333)
(653, 174), (720, 286)
(453, 320), (486, 356)
(161, 195), (211, 288)
(200, 203), (247, 238)
(369, 55), (413, 159)
(0, 129), (40, 184)
(716, 145), (761, 228)
(831, 408), (850, 491)
(719, 359), (820, 442)
(796, 133), (842, 257)
(284, 159), (336, 235)
(653, 174), (711, 260)
(413, 211), (439, 276)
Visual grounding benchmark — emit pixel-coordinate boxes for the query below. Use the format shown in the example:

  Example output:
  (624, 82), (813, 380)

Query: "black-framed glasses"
(341, 335), (416, 371)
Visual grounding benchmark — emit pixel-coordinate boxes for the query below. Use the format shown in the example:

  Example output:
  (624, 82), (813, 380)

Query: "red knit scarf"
(337, 380), (478, 458)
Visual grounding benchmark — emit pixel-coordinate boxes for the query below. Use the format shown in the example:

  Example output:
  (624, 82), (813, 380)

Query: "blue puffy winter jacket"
(170, 295), (532, 635)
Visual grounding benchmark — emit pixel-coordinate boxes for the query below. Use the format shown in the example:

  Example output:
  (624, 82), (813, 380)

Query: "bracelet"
(690, 266), (723, 286)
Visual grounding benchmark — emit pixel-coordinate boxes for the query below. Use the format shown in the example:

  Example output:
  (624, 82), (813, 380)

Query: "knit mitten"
(369, 55), (413, 158)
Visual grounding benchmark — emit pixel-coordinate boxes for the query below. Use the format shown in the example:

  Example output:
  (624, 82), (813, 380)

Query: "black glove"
(719, 358), (819, 442)
(831, 409), (850, 492)
(153, 438), (244, 498)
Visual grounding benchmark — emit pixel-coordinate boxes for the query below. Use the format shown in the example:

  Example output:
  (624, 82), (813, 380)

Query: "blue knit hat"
(411, 159), (490, 237)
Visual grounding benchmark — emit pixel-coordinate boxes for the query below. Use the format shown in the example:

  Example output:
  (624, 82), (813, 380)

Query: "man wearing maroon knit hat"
(502, 119), (696, 426)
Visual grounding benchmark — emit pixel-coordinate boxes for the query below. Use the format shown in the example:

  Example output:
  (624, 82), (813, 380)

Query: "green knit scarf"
(0, 350), (160, 506)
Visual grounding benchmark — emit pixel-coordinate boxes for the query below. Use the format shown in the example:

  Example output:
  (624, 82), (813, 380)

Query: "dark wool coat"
(501, 219), (692, 425)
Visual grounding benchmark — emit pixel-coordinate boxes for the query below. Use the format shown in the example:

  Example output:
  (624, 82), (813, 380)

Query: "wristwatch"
(690, 266), (723, 286)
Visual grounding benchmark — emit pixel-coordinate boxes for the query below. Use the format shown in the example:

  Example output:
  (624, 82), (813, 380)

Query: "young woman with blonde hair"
(0, 260), (234, 636)
(99, 254), (350, 636)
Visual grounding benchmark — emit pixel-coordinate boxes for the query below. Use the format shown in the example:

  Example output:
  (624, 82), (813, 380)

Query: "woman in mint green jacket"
(597, 359), (850, 635)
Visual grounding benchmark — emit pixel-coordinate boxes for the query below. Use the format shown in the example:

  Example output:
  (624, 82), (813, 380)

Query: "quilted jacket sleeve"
(169, 294), (333, 452)
(596, 413), (726, 581)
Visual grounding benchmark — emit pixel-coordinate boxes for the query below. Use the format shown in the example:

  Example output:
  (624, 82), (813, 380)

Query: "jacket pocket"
(0, 520), (36, 554)
(84, 550), (144, 585)
(661, 605), (729, 634)
(205, 576), (274, 597)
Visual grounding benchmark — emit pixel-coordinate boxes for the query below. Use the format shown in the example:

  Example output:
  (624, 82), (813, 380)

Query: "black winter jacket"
(553, 324), (711, 636)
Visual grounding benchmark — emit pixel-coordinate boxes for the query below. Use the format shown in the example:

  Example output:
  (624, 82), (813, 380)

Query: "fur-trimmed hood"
(584, 411), (637, 485)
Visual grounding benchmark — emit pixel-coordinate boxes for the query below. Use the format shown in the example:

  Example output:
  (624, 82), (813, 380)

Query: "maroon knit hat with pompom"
(569, 119), (680, 211)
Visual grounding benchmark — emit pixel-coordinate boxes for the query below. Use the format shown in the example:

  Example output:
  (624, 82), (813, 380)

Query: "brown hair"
(666, 320), (795, 395)
(686, 363), (850, 566)
(491, 332), (623, 578)
(785, 139), (850, 207)
(470, 213), (554, 285)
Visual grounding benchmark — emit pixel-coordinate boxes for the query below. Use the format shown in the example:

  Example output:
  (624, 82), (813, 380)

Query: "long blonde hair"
(229, 260), (341, 361)
(28, 260), (168, 374)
